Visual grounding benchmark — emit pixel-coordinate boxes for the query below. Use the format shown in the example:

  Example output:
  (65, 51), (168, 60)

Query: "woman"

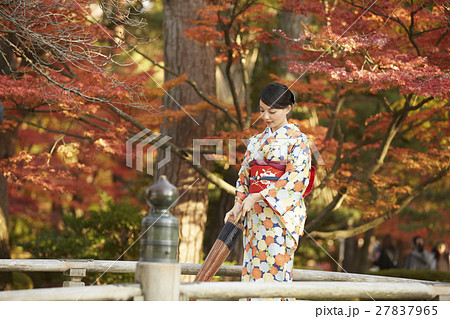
(431, 242), (450, 273)
(373, 234), (398, 270)
(225, 82), (312, 299)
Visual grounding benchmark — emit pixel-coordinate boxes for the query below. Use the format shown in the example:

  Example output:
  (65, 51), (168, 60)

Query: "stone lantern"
(139, 175), (179, 263)
(136, 175), (181, 300)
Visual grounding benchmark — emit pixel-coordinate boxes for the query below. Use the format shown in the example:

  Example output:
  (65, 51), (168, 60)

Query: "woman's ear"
(286, 105), (292, 114)
(285, 105), (293, 120)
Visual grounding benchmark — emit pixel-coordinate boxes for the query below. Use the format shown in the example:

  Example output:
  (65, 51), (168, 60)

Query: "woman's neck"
(271, 121), (289, 133)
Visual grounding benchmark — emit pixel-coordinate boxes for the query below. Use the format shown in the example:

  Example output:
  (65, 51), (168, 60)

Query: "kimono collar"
(264, 123), (299, 137)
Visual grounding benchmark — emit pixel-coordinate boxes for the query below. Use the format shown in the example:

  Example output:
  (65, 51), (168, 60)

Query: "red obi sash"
(249, 159), (315, 197)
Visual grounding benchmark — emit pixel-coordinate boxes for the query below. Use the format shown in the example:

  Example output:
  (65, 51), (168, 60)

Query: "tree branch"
(324, 95), (345, 141)
(218, 13), (244, 129)
(13, 107), (235, 190)
(414, 26), (447, 36)
(309, 93), (431, 230)
(131, 46), (239, 127)
(435, 30), (448, 47)
(342, 0), (421, 55)
(402, 96), (434, 112)
(305, 186), (347, 232)
(84, 113), (115, 125)
(309, 166), (449, 239)
(5, 115), (91, 140)
(107, 104), (237, 195)
(237, 45), (252, 128)
(78, 116), (108, 132)
(342, 0), (404, 25)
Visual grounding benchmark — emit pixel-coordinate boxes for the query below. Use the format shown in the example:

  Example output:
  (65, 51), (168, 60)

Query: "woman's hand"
(241, 193), (264, 217)
(224, 194), (264, 223)
(224, 201), (242, 223)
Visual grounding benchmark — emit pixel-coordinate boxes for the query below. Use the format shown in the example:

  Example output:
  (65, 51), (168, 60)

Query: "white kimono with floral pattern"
(235, 123), (311, 287)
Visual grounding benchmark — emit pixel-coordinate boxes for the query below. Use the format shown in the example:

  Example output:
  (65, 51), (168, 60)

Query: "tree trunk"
(157, 0), (216, 277)
(250, 9), (309, 102)
(0, 127), (18, 290)
(0, 39), (20, 290)
(342, 235), (357, 273)
(357, 229), (373, 273)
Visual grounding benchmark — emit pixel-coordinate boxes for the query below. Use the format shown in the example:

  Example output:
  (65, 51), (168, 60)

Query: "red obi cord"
(249, 160), (315, 197)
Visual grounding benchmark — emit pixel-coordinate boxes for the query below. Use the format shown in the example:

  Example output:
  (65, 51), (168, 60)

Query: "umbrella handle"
(229, 207), (242, 225)
(229, 208), (245, 232)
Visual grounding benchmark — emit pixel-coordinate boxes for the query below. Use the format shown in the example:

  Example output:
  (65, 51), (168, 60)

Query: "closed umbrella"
(194, 213), (243, 282)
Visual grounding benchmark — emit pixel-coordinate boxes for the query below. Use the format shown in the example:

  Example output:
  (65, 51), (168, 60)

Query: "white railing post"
(135, 262), (180, 300)
(63, 268), (86, 287)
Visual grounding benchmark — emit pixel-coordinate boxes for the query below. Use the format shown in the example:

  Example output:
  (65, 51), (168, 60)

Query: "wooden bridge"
(2, 177), (449, 301)
(0, 259), (449, 301)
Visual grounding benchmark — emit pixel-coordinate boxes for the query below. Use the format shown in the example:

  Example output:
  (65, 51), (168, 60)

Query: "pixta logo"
(126, 129), (172, 176)
(192, 137), (326, 166)
(127, 132), (326, 176)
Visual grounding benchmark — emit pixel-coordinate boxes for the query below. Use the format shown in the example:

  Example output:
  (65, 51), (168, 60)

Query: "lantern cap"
(145, 175), (179, 209)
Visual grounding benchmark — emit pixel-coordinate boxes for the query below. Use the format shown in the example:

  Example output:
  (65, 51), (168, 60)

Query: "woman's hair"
(260, 82), (295, 109)
(433, 241), (447, 258)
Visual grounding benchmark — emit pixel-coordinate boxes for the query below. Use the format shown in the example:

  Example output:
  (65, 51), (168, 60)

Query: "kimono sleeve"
(259, 133), (311, 216)
(234, 137), (254, 204)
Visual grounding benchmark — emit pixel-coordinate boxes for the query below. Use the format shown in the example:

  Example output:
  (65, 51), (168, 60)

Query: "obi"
(249, 159), (286, 194)
(249, 159), (315, 197)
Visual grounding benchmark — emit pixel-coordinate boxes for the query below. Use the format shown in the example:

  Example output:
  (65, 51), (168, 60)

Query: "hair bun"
(260, 82), (295, 109)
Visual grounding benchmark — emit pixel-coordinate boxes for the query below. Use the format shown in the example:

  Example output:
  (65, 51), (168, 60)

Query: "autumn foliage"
(0, 1), (165, 225)
(185, 0), (449, 244)
(278, 0), (449, 244)
(1, 0), (449, 271)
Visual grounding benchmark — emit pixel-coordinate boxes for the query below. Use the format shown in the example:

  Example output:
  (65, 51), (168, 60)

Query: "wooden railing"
(1, 259), (449, 301)
(0, 283), (142, 301)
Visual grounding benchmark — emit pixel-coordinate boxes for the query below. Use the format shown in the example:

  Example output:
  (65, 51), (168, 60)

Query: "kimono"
(235, 123), (311, 295)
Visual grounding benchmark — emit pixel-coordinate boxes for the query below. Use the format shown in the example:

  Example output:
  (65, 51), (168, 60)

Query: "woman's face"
(259, 100), (291, 131)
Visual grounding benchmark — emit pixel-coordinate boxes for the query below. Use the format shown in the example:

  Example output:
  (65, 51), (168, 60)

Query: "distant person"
(431, 242), (450, 273)
(374, 234), (398, 269)
(405, 236), (433, 270)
